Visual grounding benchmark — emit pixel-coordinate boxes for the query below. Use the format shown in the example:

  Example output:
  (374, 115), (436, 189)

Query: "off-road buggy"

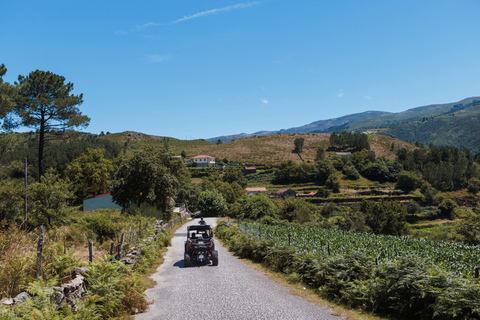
(184, 224), (218, 267)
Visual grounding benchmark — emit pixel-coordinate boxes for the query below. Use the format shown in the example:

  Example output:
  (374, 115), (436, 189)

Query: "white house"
(191, 155), (216, 167)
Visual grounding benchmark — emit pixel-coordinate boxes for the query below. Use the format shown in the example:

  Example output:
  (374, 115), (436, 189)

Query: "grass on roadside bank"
(0, 212), (187, 320)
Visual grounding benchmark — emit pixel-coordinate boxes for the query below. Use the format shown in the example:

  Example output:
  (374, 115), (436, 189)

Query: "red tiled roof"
(245, 167), (256, 170)
(94, 192), (111, 198)
(191, 155), (215, 159)
(275, 188), (289, 194)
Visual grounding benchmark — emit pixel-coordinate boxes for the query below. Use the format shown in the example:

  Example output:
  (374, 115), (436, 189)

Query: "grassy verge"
(0, 211), (187, 319)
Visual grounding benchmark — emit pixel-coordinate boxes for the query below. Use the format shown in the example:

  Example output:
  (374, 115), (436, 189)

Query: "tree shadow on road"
(173, 260), (215, 268)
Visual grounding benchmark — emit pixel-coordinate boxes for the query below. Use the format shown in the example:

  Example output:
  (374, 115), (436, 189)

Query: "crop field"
(238, 221), (480, 277)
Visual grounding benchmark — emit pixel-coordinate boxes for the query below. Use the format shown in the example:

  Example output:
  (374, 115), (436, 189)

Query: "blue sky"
(2, 0), (480, 139)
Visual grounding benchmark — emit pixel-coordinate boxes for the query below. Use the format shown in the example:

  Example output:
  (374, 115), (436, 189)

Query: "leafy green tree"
(438, 199), (457, 220)
(320, 202), (337, 218)
(0, 179), (24, 223)
(276, 197), (314, 223)
(315, 147), (325, 161)
(396, 170), (420, 192)
(238, 194), (276, 220)
(0, 64), (17, 131)
(212, 180), (244, 204)
(467, 178), (480, 194)
(197, 190), (227, 217)
(330, 131), (370, 151)
(315, 160), (336, 185)
(110, 146), (190, 212)
(294, 137), (305, 153)
(65, 148), (114, 201)
(343, 162), (360, 180)
(14, 70), (89, 179)
(362, 158), (401, 182)
(356, 200), (408, 235)
(222, 166), (247, 188)
(29, 171), (73, 227)
(174, 181), (201, 212)
(274, 160), (316, 183)
(420, 182), (438, 206)
(181, 150), (187, 158)
(325, 173), (341, 193)
(456, 207), (480, 245)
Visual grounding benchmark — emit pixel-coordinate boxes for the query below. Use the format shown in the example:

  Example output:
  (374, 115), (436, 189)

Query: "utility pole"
(24, 157), (27, 229)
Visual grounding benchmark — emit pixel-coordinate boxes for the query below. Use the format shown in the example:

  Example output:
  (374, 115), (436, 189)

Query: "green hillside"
(205, 97), (480, 153)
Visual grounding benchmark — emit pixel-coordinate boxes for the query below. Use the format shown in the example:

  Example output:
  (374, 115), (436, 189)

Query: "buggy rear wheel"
(184, 253), (191, 267)
(212, 250), (218, 266)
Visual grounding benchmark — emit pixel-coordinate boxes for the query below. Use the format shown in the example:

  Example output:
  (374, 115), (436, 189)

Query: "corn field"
(238, 221), (480, 277)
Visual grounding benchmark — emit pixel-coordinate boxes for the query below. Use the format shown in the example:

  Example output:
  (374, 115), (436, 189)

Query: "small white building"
(191, 155), (216, 167)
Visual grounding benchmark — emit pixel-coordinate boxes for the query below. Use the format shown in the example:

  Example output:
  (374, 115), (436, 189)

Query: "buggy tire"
(184, 253), (191, 267)
(212, 250), (218, 266)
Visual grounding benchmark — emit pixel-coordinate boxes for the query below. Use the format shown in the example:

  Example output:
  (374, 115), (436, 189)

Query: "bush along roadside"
(0, 220), (175, 319)
(215, 221), (480, 320)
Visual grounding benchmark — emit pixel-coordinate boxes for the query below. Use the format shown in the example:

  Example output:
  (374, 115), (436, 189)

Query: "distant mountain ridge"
(207, 110), (391, 143)
(207, 97), (480, 153)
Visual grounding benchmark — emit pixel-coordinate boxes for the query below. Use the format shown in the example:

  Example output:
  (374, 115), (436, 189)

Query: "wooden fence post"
(110, 242), (114, 259)
(36, 225), (45, 279)
(119, 233), (125, 260)
(327, 243), (330, 256)
(128, 226), (131, 244)
(89, 241), (93, 263)
(133, 230), (136, 245)
(288, 234), (291, 246)
(475, 266), (479, 279)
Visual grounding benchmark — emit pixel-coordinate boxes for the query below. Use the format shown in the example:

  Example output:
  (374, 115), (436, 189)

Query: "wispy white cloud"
(171, 2), (261, 24)
(145, 54), (170, 63)
(364, 95), (372, 100)
(337, 92), (343, 98)
(136, 22), (164, 31)
(124, 2), (260, 34)
(261, 98), (269, 104)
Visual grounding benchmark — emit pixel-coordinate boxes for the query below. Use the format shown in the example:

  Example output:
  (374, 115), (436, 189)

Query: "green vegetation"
(110, 146), (190, 215)
(216, 221), (480, 319)
(1, 65), (480, 318)
(236, 221), (479, 277)
(293, 137), (305, 153)
(14, 69), (90, 179)
(0, 211), (175, 319)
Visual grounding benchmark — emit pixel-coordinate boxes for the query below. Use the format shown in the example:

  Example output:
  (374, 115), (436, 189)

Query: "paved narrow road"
(135, 218), (345, 320)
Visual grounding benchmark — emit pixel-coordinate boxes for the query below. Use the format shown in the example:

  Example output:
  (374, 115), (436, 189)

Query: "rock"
(54, 290), (65, 307)
(1, 298), (14, 306)
(13, 292), (31, 304)
(121, 257), (137, 265)
(72, 267), (90, 277)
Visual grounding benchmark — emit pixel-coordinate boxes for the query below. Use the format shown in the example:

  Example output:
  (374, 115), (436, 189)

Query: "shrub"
(438, 199), (457, 220)
(83, 215), (117, 243)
